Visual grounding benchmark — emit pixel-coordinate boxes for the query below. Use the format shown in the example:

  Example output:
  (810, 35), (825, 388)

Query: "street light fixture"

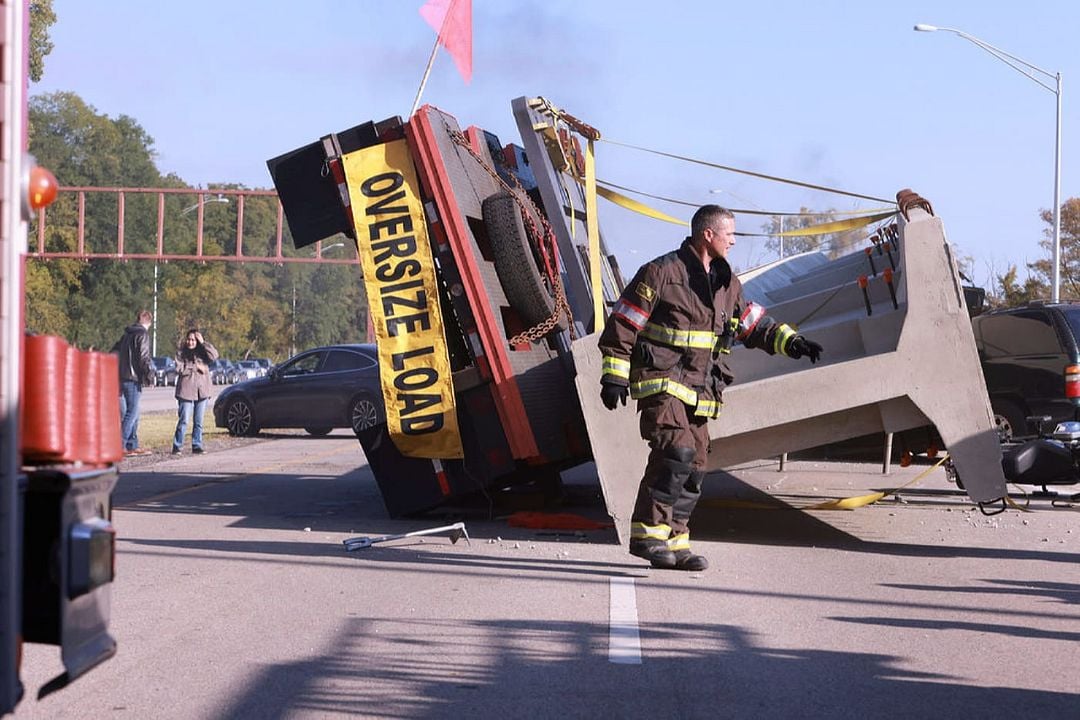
(915, 23), (1063, 302)
(181, 194), (229, 216)
(311, 241), (346, 258)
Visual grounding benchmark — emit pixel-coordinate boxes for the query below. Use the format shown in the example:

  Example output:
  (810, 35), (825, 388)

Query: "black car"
(213, 344), (383, 437)
(152, 356), (178, 386)
(971, 302), (1080, 439)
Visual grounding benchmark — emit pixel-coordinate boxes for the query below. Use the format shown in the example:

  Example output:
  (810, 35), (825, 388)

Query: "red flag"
(419, 0), (472, 84)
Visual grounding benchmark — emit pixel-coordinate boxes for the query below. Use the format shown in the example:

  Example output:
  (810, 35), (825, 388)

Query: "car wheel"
(992, 400), (1026, 441)
(225, 397), (258, 437)
(305, 427), (332, 437)
(350, 396), (380, 435)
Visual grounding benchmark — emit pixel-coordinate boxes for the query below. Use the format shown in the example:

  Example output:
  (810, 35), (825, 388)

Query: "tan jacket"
(598, 239), (796, 418)
(174, 340), (219, 402)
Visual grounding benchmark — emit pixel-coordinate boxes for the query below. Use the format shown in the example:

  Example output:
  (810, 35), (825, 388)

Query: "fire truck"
(2, 2), (119, 713)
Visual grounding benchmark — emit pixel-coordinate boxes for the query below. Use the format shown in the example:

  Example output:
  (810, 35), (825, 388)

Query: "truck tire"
(481, 191), (569, 334)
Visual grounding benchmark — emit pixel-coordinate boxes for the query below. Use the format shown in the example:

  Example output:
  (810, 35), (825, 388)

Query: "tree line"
(26, 91), (367, 363)
(755, 200), (1080, 309)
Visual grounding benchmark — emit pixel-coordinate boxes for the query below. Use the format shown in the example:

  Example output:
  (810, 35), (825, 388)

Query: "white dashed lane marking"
(609, 576), (642, 664)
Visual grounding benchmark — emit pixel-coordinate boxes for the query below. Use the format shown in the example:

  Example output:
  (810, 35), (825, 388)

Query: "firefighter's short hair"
(691, 205), (735, 238)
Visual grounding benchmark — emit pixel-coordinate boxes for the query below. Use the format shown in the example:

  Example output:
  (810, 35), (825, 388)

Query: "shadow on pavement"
(208, 615), (1080, 719)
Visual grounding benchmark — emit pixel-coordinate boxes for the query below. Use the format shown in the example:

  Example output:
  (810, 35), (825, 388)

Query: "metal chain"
(445, 125), (576, 344)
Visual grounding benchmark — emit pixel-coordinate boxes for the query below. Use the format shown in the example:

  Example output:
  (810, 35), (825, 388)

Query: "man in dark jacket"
(598, 205), (823, 571)
(112, 309), (155, 455)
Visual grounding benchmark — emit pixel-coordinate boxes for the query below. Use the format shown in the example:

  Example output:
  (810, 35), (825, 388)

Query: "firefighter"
(598, 205), (823, 570)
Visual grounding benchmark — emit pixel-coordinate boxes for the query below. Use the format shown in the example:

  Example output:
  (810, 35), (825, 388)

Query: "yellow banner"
(342, 140), (463, 459)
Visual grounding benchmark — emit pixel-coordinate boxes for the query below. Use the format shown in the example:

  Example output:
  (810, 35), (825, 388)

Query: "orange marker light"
(28, 166), (58, 210)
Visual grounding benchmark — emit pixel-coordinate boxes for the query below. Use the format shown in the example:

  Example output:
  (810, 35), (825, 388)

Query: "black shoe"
(192, 447), (205, 454)
(171, 447), (181, 455)
(629, 538), (677, 569)
(673, 549), (708, 571)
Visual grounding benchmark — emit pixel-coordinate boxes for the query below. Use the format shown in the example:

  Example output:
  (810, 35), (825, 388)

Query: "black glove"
(788, 335), (823, 364)
(600, 381), (629, 410)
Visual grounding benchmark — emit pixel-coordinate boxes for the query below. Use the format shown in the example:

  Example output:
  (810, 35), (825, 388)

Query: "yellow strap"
(599, 178), (893, 217)
(807, 454), (951, 510)
(777, 211), (897, 238)
(595, 184), (686, 226)
(585, 138), (603, 330)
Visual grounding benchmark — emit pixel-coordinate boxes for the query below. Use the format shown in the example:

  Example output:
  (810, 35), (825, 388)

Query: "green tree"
(28, 92), (169, 349)
(1027, 197), (1080, 301)
(26, 90), (368, 361)
(761, 209), (869, 260)
(29, 0), (56, 82)
(991, 265), (1046, 308)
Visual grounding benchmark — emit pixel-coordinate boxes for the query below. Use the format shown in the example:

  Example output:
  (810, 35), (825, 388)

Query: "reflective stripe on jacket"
(598, 238), (798, 418)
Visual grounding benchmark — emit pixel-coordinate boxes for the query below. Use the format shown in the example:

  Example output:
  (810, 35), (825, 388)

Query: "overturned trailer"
(267, 97), (1007, 532)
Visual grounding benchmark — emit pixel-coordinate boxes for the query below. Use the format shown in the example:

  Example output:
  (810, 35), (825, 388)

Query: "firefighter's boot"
(629, 523), (677, 569)
(668, 533), (708, 571)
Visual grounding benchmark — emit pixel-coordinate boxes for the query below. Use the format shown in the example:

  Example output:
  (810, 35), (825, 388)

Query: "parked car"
(253, 357), (274, 374)
(213, 344), (383, 437)
(209, 359), (236, 385)
(971, 302), (1080, 439)
(152, 356), (178, 386)
(234, 359), (263, 381)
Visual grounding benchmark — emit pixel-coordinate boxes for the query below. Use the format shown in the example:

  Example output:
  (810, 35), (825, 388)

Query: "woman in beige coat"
(171, 329), (219, 454)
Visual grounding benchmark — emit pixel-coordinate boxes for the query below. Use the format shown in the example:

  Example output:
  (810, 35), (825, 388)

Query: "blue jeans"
(119, 380), (142, 450)
(173, 398), (208, 451)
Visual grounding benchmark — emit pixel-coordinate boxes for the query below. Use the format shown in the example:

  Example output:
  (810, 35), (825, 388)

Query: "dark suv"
(971, 303), (1080, 439)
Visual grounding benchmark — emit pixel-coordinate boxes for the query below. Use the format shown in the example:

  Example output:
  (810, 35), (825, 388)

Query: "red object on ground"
(507, 512), (614, 530)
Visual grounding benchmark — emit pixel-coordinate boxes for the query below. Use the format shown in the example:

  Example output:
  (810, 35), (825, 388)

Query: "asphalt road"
(15, 433), (1080, 719)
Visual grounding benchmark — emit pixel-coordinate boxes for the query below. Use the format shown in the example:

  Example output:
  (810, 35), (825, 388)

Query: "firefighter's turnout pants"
(632, 393), (709, 539)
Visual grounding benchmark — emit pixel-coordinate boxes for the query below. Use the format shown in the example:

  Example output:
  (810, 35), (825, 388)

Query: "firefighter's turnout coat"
(599, 239), (799, 417)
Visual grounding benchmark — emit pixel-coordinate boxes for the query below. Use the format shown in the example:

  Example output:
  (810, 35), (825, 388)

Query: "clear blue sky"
(32, 0), (1079, 290)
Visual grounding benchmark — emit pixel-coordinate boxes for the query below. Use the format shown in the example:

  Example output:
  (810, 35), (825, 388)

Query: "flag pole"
(410, 37), (440, 117)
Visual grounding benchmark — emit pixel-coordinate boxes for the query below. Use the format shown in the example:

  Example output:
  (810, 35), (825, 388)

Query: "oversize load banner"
(342, 140), (463, 459)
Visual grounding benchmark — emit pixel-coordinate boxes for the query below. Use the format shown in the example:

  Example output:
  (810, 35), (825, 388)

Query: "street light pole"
(291, 242), (347, 357)
(152, 262), (158, 356)
(915, 23), (1064, 302)
(290, 282), (297, 358)
(778, 215), (784, 261)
